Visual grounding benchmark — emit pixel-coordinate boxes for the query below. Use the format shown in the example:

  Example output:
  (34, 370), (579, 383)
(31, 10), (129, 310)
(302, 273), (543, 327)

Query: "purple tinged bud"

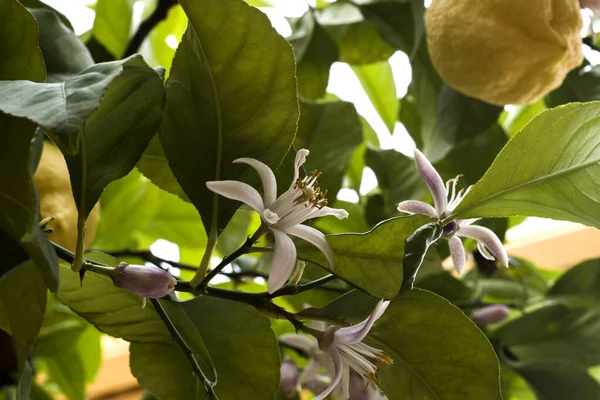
(113, 262), (177, 298)
(279, 358), (299, 398)
(470, 304), (510, 327)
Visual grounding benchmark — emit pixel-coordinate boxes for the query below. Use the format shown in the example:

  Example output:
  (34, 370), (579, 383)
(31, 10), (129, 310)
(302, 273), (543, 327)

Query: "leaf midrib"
(454, 154), (600, 219)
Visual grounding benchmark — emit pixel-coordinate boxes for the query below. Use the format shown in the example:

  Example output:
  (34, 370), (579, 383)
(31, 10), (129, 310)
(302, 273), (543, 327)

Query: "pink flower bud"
(279, 358), (299, 398)
(470, 304), (509, 327)
(113, 262), (176, 298)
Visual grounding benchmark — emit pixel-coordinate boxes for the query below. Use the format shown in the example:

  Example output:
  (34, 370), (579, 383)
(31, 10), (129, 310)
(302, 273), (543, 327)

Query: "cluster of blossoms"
(112, 148), (509, 398)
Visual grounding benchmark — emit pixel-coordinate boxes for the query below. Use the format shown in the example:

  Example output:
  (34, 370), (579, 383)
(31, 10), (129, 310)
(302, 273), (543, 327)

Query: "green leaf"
(297, 215), (435, 299)
(416, 271), (474, 302)
(158, 0), (298, 233)
(63, 56), (166, 217)
(147, 4), (187, 74)
(92, 0), (135, 58)
(546, 62), (600, 107)
(44, 347), (86, 400)
(0, 117), (58, 289)
(0, 55), (151, 155)
(94, 170), (206, 257)
(508, 360), (600, 400)
(295, 100), (363, 198)
(496, 305), (600, 366)
(401, 221), (443, 291)
(20, 0), (72, 30)
(136, 136), (187, 201)
(0, 0), (45, 81)
(364, 148), (424, 214)
(301, 289), (502, 400)
(0, 262), (47, 371)
(30, 9), (94, 81)
(131, 296), (280, 400)
(451, 102), (600, 228)
(352, 61), (398, 132)
(57, 257), (215, 381)
(34, 302), (88, 358)
(436, 84), (503, 147)
(289, 12), (338, 99)
(500, 99), (546, 138)
(546, 258), (600, 307)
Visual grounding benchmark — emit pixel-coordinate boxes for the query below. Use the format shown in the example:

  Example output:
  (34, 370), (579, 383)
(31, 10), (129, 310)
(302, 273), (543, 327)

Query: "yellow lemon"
(425, 0), (583, 105)
(34, 140), (100, 251)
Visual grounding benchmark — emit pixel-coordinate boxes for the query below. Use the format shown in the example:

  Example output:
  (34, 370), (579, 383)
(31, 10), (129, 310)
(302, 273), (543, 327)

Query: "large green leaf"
(546, 258), (600, 307)
(546, 62), (600, 107)
(0, 0), (45, 81)
(63, 56), (165, 217)
(131, 296), (280, 400)
(92, 0), (135, 58)
(30, 8), (94, 81)
(301, 289), (502, 400)
(508, 360), (600, 400)
(450, 102), (600, 228)
(496, 305), (600, 366)
(401, 220), (442, 291)
(294, 100), (363, 199)
(297, 215), (435, 299)
(352, 61), (398, 133)
(147, 4), (188, 73)
(0, 55), (151, 155)
(0, 262), (47, 371)
(289, 12), (338, 100)
(157, 0), (298, 233)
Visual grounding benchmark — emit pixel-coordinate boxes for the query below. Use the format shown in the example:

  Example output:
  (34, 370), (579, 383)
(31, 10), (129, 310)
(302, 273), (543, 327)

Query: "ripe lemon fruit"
(34, 140), (100, 251)
(425, 0), (583, 105)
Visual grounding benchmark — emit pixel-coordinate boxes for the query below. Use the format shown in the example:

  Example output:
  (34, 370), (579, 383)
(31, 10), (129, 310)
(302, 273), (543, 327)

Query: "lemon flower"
(398, 149), (508, 274)
(315, 299), (392, 400)
(206, 149), (348, 293)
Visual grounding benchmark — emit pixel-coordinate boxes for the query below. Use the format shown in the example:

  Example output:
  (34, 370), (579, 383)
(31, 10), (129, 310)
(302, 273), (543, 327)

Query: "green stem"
(193, 227), (218, 287)
(195, 226), (267, 290)
(72, 134), (87, 272)
(52, 241), (115, 278)
(150, 299), (218, 396)
(266, 274), (340, 299)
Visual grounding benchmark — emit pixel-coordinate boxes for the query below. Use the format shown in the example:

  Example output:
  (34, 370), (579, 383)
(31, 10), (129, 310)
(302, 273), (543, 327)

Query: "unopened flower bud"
(470, 304), (509, 327)
(113, 262), (177, 298)
(279, 358), (299, 398)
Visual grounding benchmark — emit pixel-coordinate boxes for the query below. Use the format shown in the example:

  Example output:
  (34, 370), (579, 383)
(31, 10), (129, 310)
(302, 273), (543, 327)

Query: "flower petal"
(397, 200), (436, 217)
(298, 358), (321, 385)
(291, 149), (310, 189)
(477, 242), (495, 261)
(314, 347), (343, 400)
(284, 224), (335, 269)
(206, 181), (265, 213)
(448, 235), (466, 275)
(341, 363), (351, 399)
(233, 157), (278, 207)
(414, 149), (447, 216)
(268, 228), (297, 293)
(334, 300), (390, 344)
(278, 333), (318, 353)
(457, 225), (509, 267)
(311, 206), (350, 220)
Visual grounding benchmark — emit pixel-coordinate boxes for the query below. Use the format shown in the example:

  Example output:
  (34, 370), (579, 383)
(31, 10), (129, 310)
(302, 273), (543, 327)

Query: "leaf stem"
(122, 0), (178, 57)
(72, 134), (87, 273)
(266, 274), (341, 299)
(149, 298), (218, 397)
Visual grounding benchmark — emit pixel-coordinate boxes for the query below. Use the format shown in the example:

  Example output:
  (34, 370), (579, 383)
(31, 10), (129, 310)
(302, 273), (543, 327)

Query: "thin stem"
(266, 274), (340, 299)
(105, 249), (198, 272)
(122, 0), (178, 57)
(196, 226), (267, 290)
(72, 134), (87, 273)
(150, 299), (217, 397)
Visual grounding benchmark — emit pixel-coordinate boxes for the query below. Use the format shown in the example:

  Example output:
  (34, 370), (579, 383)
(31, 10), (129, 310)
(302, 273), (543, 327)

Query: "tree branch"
(265, 274), (342, 299)
(123, 0), (178, 58)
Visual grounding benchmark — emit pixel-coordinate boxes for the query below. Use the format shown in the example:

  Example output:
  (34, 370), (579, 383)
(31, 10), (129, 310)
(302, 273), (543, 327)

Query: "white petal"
(314, 347), (343, 400)
(262, 209), (281, 225)
(457, 225), (509, 267)
(279, 333), (317, 353)
(206, 181), (265, 213)
(291, 149), (310, 189)
(233, 157), (278, 206)
(397, 200), (436, 217)
(414, 149), (447, 216)
(477, 242), (495, 261)
(342, 363), (351, 399)
(284, 224), (335, 269)
(311, 206), (349, 220)
(298, 358), (321, 385)
(448, 235), (466, 275)
(334, 300), (390, 344)
(268, 228), (297, 293)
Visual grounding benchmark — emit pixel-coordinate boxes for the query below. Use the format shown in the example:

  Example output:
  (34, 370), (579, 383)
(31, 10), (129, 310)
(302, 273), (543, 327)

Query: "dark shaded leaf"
(401, 220), (442, 291)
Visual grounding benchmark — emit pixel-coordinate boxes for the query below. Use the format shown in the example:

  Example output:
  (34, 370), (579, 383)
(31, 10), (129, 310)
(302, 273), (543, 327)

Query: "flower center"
(294, 169), (328, 209)
(442, 220), (460, 238)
